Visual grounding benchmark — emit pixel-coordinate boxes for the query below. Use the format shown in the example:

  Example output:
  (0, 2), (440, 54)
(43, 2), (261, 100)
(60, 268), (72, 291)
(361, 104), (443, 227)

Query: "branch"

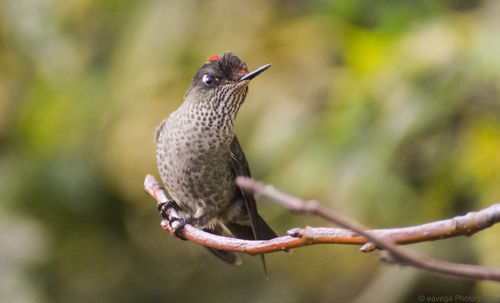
(144, 174), (500, 281)
(236, 177), (500, 281)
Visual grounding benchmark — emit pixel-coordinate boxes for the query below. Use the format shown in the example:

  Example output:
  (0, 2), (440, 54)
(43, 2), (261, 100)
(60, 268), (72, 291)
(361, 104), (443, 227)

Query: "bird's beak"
(239, 64), (271, 81)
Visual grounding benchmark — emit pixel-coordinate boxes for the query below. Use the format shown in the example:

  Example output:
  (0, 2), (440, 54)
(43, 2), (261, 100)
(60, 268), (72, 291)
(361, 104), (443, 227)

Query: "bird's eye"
(202, 74), (215, 87)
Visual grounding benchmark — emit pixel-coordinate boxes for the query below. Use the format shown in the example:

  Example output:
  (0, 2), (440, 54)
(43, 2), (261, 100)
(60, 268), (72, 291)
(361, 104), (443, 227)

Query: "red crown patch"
(208, 55), (220, 62)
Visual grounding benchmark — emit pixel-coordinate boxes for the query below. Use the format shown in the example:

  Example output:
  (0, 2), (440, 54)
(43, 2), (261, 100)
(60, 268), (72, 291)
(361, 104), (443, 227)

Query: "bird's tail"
(205, 218), (278, 276)
(202, 225), (242, 265)
(204, 246), (241, 265)
(226, 215), (278, 278)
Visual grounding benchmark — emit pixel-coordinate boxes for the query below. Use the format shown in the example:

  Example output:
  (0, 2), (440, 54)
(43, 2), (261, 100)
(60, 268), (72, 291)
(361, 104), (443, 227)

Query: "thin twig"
(237, 177), (500, 281)
(144, 174), (500, 281)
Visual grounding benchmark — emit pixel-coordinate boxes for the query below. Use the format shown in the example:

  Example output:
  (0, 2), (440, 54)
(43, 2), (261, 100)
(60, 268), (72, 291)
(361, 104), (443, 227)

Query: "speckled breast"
(156, 109), (235, 220)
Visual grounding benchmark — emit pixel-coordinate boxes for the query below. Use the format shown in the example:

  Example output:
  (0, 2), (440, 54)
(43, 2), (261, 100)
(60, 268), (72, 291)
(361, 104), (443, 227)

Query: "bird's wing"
(229, 136), (277, 240)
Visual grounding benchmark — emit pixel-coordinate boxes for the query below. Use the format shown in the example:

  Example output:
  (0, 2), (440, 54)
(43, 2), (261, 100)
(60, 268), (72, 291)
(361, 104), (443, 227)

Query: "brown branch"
(237, 177), (500, 281)
(144, 174), (500, 281)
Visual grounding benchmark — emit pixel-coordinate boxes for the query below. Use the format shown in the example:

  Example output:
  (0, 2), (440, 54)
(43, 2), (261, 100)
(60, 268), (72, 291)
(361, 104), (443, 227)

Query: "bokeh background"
(1, 0), (500, 302)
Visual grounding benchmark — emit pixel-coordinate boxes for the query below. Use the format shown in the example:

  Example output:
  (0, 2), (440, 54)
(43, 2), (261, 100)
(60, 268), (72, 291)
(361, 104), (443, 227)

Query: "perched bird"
(155, 52), (277, 267)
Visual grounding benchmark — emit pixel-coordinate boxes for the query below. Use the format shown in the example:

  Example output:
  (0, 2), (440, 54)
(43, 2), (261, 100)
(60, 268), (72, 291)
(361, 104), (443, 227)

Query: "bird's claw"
(157, 200), (188, 240)
(169, 217), (189, 241)
(157, 199), (179, 218)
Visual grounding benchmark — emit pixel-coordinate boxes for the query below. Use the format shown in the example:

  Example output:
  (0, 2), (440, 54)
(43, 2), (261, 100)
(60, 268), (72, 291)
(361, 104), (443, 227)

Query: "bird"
(155, 52), (277, 268)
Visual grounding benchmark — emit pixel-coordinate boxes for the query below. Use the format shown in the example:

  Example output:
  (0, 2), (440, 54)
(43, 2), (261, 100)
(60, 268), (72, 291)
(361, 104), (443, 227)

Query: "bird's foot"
(157, 200), (189, 240)
(168, 217), (190, 241)
(157, 199), (180, 219)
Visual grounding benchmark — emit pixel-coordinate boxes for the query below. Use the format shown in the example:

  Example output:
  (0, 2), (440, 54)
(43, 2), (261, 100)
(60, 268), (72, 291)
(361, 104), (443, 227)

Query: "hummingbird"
(155, 52), (277, 267)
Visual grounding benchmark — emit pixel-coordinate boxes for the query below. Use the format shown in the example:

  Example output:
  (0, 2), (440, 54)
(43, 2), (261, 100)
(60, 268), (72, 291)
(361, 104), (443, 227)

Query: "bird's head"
(184, 52), (271, 119)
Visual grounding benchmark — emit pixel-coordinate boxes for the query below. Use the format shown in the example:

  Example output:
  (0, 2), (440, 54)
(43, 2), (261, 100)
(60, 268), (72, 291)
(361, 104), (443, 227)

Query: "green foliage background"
(1, 0), (499, 302)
